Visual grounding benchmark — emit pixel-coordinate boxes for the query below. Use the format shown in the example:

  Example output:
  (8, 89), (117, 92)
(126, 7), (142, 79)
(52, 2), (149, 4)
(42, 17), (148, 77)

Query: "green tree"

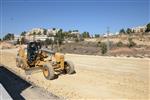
(73, 30), (79, 32)
(45, 38), (53, 45)
(33, 32), (36, 35)
(52, 28), (56, 31)
(16, 38), (20, 44)
(126, 28), (132, 34)
(55, 29), (64, 46)
(21, 31), (26, 36)
(21, 37), (26, 44)
(68, 30), (72, 33)
(145, 23), (150, 32)
(32, 32), (36, 40)
(82, 32), (90, 38)
(43, 29), (47, 35)
(95, 34), (100, 38)
(37, 31), (42, 35)
(3, 33), (14, 40)
(119, 29), (126, 34)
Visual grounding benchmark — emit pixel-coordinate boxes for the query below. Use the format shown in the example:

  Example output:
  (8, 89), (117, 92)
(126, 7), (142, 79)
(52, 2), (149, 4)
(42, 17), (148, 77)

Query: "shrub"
(75, 38), (79, 42)
(116, 41), (123, 47)
(100, 42), (107, 54)
(128, 38), (136, 48)
(97, 41), (101, 47)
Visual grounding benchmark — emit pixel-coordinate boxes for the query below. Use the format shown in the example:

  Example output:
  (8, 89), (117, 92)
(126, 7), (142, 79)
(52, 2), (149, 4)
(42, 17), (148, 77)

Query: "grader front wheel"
(43, 63), (55, 80)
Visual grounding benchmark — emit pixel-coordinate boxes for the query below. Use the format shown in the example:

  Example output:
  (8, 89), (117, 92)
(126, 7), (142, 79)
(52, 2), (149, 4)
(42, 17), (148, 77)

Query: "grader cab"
(16, 41), (75, 80)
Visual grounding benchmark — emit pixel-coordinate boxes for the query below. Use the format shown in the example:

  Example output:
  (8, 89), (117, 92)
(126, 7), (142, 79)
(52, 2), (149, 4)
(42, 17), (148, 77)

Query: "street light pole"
(107, 27), (110, 53)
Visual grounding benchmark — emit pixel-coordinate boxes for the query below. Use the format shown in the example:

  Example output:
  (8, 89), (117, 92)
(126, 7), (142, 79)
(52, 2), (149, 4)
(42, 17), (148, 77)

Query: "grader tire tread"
(64, 60), (75, 74)
(43, 63), (55, 80)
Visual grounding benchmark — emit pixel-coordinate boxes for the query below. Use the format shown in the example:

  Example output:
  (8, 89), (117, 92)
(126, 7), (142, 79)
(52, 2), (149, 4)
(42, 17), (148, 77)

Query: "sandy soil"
(0, 48), (149, 100)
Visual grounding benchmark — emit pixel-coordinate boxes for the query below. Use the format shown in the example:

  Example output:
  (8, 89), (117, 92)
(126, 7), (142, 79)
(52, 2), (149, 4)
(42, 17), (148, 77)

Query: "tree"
(145, 23), (150, 32)
(45, 38), (53, 45)
(73, 30), (79, 32)
(68, 30), (72, 33)
(0, 38), (1, 41)
(21, 37), (26, 44)
(32, 32), (36, 35)
(95, 34), (100, 38)
(16, 38), (20, 44)
(119, 29), (126, 34)
(3, 33), (14, 40)
(55, 29), (64, 46)
(82, 32), (90, 38)
(126, 28), (132, 34)
(21, 31), (26, 36)
(43, 29), (47, 35)
(37, 31), (42, 35)
(32, 32), (36, 40)
(52, 28), (56, 31)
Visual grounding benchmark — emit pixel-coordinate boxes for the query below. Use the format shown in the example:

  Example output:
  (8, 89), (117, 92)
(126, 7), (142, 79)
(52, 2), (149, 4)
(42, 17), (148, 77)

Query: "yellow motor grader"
(16, 41), (75, 80)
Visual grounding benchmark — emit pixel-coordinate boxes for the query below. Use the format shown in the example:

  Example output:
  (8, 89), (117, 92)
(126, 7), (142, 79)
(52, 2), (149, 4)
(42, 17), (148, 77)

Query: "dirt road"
(0, 49), (149, 99)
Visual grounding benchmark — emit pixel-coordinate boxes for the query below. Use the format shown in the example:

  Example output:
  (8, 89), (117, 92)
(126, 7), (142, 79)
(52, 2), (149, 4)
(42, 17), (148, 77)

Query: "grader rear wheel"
(43, 63), (55, 80)
(64, 60), (75, 74)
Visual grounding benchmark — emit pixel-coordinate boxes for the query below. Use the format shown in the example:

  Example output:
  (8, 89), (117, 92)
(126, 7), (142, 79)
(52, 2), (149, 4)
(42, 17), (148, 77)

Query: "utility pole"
(107, 27), (110, 53)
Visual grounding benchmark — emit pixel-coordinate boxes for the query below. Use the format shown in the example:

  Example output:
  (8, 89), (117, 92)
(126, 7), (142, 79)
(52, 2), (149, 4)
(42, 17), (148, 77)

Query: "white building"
(25, 28), (56, 41)
(25, 35), (54, 41)
(26, 28), (45, 35)
(14, 35), (20, 41)
(71, 31), (81, 38)
(131, 25), (146, 33)
(47, 28), (60, 36)
(103, 32), (114, 37)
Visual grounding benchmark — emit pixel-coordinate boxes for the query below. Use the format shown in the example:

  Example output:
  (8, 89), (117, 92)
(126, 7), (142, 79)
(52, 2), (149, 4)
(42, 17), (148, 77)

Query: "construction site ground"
(0, 48), (149, 99)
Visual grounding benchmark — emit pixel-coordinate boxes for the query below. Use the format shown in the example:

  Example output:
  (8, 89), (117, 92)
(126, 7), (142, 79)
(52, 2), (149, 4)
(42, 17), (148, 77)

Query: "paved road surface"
(0, 66), (60, 100)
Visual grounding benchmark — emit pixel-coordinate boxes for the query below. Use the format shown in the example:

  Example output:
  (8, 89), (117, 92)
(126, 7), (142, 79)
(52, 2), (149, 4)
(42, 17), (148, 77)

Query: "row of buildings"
(14, 28), (80, 42)
(103, 25), (147, 37)
(14, 25), (147, 41)
(131, 25), (147, 33)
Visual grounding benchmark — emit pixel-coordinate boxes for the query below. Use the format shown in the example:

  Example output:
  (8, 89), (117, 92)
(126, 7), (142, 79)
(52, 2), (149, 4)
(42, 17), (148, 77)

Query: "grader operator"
(16, 41), (75, 80)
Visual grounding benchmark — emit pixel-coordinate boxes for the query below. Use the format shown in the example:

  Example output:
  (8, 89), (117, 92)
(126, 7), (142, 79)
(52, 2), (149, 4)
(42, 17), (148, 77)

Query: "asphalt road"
(0, 66), (60, 100)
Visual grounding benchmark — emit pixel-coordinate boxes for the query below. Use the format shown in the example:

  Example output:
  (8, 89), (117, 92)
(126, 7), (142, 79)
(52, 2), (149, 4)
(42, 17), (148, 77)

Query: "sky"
(0, 0), (149, 38)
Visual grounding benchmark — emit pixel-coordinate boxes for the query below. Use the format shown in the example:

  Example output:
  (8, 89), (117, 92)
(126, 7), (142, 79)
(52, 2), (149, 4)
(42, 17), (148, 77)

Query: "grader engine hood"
(40, 49), (65, 69)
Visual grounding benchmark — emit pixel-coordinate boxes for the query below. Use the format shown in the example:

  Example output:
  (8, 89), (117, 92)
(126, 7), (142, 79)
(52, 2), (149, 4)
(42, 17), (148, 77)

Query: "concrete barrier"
(0, 84), (12, 100)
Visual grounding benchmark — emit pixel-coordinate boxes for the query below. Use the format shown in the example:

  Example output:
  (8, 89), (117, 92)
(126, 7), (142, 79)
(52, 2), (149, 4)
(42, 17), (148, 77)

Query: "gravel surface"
(0, 48), (149, 99)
